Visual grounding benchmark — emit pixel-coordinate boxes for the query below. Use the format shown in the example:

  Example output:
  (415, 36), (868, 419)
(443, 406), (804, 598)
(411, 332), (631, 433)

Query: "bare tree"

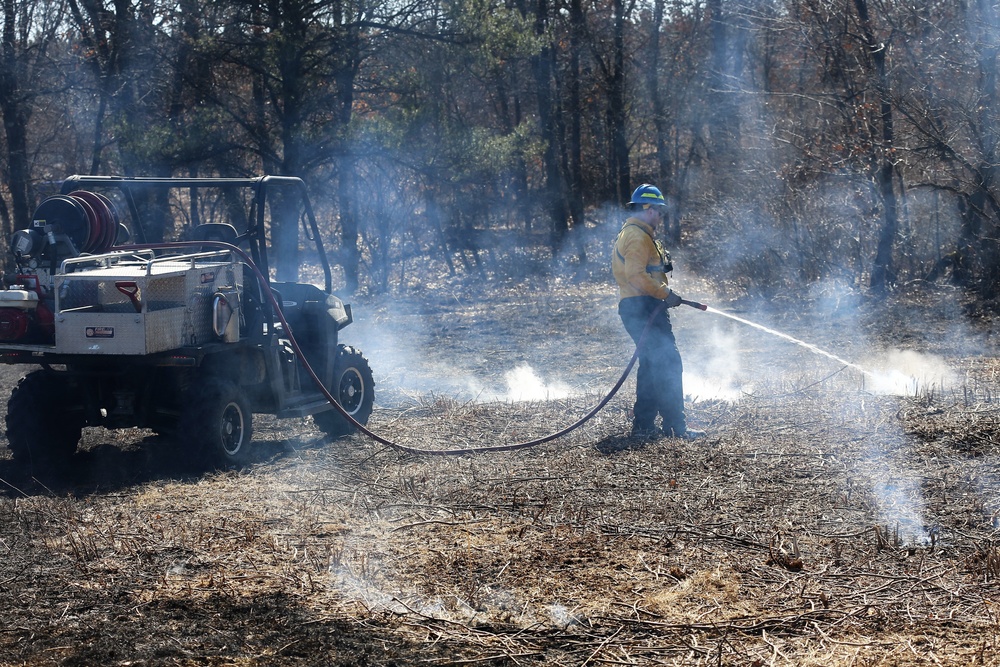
(852, 0), (900, 295)
(0, 0), (65, 231)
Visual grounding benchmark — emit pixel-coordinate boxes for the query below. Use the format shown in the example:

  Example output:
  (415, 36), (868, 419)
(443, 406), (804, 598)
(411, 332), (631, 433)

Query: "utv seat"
(190, 223), (239, 248)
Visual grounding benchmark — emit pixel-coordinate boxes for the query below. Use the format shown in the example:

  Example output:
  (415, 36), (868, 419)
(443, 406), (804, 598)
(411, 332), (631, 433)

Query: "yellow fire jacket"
(612, 217), (671, 300)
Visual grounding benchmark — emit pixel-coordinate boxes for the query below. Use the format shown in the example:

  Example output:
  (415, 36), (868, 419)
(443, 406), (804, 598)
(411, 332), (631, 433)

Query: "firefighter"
(612, 184), (704, 441)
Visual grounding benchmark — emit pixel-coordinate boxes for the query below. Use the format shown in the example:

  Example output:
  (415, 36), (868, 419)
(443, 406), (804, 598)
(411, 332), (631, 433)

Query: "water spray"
(703, 306), (871, 376)
(680, 295), (869, 375)
(681, 300), (951, 396)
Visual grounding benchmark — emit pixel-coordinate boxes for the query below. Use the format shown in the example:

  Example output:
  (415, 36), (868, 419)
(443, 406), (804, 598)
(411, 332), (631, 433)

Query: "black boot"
(630, 423), (660, 441)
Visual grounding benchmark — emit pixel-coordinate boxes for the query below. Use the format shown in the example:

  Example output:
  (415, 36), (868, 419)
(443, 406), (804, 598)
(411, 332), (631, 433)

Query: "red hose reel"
(29, 190), (120, 254)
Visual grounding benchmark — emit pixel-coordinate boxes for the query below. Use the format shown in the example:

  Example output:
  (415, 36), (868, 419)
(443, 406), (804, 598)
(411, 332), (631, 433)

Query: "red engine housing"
(0, 275), (55, 343)
(0, 308), (31, 342)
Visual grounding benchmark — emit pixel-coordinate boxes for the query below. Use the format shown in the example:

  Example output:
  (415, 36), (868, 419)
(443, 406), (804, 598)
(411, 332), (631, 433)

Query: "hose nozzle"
(680, 299), (708, 311)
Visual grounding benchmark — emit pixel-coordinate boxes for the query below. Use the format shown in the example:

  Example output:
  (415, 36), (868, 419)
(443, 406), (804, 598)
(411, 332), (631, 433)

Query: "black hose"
(366, 301), (668, 456)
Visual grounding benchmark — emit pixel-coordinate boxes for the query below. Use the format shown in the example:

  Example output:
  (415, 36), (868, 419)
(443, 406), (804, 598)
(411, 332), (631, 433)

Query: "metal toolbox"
(54, 251), (242, 355)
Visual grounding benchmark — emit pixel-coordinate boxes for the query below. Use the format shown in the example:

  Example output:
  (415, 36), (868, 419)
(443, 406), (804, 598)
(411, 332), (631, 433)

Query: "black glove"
(663, 290), (683, 308)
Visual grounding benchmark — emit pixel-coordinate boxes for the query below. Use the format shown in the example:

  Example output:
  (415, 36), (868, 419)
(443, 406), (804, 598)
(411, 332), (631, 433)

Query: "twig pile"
(2, 285), (1000, 665)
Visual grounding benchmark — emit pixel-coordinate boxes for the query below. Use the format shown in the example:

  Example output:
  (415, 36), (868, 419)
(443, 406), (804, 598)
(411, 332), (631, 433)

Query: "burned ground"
(1, 274), (1000, 666)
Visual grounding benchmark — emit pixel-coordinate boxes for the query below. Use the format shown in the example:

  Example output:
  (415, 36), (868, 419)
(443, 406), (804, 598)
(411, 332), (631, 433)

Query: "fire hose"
(126, 241), (707, 456)
(319, 292), (705, 456)
(312, 295), (706, 456)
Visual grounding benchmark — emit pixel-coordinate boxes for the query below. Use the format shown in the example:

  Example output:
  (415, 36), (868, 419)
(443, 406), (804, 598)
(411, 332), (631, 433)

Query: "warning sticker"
(86, 326), (115, 338)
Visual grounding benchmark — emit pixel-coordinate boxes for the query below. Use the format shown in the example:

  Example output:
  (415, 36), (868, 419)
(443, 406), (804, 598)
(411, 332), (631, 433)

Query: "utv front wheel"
(5, 370), (84, 474)
(182, 379), (254, 468)
(314, 346), (375, 439)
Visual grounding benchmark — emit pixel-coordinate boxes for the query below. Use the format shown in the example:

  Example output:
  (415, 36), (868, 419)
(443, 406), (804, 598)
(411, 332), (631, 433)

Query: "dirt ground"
(2, 270), (1000, 666)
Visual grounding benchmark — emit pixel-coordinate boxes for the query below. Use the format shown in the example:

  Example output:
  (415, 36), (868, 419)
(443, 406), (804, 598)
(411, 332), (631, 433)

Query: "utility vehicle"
(0, 175), (374, 472)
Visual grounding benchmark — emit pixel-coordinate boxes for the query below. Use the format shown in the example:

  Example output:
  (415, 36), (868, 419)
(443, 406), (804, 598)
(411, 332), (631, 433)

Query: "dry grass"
(2, 280), (1000, 665)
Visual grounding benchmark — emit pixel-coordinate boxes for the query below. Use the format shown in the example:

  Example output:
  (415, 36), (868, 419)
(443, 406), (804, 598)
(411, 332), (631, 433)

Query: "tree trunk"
(852, 0), (899, 295)
(969, 0), (1000, 298)
(532, 0), (569, 249)
(647, 0), (677, 244)
(0, 0), (33, 231)
(567, 0), (586, 257)
(338, 156), (360, 294)
(608, 0), (630, 203)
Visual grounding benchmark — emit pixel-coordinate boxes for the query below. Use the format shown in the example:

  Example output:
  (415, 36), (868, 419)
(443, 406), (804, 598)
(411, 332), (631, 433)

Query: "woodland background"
(0, 0), (997, 299)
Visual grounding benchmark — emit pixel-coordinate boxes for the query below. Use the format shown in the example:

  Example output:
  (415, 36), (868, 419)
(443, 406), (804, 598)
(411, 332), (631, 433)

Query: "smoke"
(683, 324), (751, 402)
(329, 563), (403, 613)
(496, 365), (573, 402)
(444, 364), (577, 403)
(861, 349), (957, 396)
(673, 298), (952, 546)
(870, 472), (931, 546)
(346, 300), (585, 406)
(547, 603), (584, 628)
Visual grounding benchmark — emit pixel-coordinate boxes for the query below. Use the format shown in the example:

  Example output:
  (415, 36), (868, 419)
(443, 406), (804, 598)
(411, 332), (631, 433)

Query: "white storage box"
(54, 252), (242, 355)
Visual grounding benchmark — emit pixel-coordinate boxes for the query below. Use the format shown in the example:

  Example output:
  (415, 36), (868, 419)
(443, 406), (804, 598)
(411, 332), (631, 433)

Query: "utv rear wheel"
(5, 370), (83, 474)
(182, 379), (253, 468)
(314, 346), (375, 439)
